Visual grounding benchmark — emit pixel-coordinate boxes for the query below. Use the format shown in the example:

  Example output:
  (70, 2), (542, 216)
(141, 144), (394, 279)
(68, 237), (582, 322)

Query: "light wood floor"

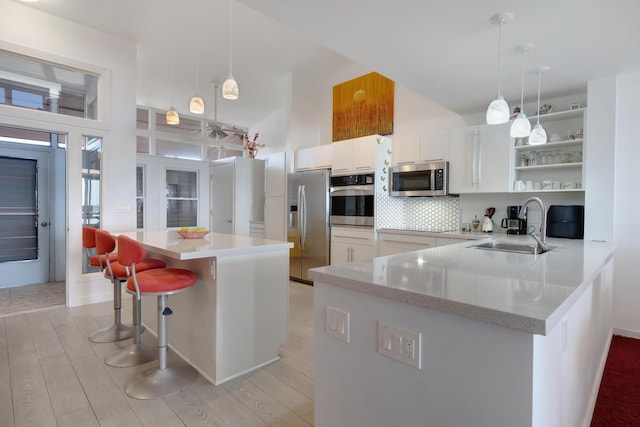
(0, 282), (65, 318)
(0, 281), (315, 427)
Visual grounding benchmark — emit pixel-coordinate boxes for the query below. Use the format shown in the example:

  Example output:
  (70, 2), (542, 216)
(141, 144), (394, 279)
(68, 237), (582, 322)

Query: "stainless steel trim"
(329, 185), (374, 195)
(330, 216), (374, 227)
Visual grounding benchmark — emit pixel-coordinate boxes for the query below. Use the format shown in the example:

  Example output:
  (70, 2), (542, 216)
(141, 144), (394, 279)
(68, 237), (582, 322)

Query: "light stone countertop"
(309, 235), (615, 335)
(119, 230), (292, 260)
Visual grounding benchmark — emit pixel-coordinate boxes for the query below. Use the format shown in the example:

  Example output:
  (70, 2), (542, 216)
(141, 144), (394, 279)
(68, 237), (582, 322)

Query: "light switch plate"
(325, 306), (350, 343)
(377, 321), (421, 369)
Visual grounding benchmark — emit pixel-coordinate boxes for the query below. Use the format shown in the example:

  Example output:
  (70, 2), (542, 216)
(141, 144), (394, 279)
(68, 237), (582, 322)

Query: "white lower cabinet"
(331, 227), (376, 265)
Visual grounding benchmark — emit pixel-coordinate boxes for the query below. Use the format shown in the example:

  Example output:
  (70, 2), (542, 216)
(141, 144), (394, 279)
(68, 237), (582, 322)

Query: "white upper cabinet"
(392, 130), (450, 166)
(331, 135), (378, 175)
(449, 123), (510, 193)
(294, 144), (333, 171)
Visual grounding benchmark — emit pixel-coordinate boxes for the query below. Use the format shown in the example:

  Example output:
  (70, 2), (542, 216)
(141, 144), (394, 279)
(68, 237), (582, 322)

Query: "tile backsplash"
(376, 193), (459, 231)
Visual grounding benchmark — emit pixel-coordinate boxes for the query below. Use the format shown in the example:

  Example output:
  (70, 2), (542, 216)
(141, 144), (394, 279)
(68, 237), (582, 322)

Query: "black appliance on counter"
(546, 205), (585, 239)
(501, 205), (527, 235)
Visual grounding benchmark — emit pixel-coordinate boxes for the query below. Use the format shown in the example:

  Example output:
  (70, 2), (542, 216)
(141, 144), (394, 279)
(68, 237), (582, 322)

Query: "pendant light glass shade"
(487, 95), (510, 125)
(189, 96), (205, 114)
(222, 77), (239, 100)
(223, 0), (239, 100)
(510, 44), (533, 138)
(166, 106), (180, 125)
(485, 13), (513, 125)
(529, 66), (550, 145)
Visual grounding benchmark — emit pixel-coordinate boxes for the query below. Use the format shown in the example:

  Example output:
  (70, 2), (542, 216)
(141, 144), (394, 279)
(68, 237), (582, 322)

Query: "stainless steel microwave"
(389, 161), (449, 197)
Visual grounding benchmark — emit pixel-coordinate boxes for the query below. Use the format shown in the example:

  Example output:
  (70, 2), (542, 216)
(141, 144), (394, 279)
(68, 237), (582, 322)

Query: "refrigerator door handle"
(300, 184), (307, 250)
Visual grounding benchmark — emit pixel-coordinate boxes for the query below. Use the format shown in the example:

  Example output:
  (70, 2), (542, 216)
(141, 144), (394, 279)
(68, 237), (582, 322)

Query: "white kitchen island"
(120, 230), (293, 385)
(309, 236), (615, 427)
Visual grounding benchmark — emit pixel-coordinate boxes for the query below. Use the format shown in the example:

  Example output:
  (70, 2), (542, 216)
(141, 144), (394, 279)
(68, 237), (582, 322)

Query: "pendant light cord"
(519, 49), (526, 112)
(194, 0), (199, 91)
(536, 71), (542, 124)
(496, 21), (503, 96)
(228, 0), (233, 75)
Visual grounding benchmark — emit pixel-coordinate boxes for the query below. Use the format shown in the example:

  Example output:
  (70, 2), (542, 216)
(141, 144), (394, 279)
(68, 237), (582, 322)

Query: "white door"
(0, 147), (50, 286)
(210, 162), (234, 234)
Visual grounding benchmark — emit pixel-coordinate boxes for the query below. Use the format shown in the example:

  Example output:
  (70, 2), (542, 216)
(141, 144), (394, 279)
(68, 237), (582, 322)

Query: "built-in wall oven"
(329, 173), (375, 227)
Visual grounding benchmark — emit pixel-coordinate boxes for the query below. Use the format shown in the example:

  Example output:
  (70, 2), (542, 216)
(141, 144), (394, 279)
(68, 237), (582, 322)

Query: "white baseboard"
(582, 330), (613, 427)
(612, 327), (640, 339)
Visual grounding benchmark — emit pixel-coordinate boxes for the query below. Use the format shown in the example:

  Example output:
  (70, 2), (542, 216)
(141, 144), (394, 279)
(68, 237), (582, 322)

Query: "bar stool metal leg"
(124, 295), (198, 399)
(89, 278), (135, 343)
(104, 293), (156, 367)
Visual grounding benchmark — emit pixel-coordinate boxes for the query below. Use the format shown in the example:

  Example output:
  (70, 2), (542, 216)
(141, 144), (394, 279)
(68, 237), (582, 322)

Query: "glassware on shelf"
(528, 151), (537, 166)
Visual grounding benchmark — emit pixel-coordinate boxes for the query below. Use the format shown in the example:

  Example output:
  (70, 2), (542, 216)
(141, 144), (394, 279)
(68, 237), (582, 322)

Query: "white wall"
(612, 74), (640, 336)
(0, 0), (137, 306)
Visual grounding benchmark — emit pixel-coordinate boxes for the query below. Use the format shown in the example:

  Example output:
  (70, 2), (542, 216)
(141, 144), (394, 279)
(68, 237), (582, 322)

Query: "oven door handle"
(330, 186), (374, 195)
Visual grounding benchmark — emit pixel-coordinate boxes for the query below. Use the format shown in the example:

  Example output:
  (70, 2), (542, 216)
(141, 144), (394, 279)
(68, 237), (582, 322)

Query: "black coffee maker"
(501, 205), (527, 235)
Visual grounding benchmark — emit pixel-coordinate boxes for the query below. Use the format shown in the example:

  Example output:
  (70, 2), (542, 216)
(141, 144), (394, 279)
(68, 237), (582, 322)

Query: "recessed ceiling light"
(20, 0), (39, 3)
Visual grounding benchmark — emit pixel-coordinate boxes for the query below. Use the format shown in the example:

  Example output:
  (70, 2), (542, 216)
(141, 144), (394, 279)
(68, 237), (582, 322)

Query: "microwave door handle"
(300, 185), (307, 250)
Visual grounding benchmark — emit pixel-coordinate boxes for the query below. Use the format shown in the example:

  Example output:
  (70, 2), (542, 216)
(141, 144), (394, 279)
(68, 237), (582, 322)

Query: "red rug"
(591, 335), (640, 426)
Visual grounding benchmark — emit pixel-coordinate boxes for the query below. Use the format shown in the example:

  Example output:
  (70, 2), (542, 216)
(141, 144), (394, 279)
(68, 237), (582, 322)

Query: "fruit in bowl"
(177, 227), (209, 239)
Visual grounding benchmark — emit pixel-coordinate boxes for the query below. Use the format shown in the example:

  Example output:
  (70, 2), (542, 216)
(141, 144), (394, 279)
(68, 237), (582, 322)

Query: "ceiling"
(11, 0), (640, 128)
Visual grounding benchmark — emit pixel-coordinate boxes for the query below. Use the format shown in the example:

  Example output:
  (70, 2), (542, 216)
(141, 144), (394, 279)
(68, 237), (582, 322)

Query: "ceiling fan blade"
(208, 128), (228, 139)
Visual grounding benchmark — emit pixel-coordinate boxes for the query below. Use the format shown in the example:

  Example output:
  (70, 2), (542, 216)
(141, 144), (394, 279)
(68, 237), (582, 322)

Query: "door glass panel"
(166, 169), (198, 227)
(0, 49), (99, 119)
(0, 156), (37, 263)
(136, 166), (145, 229)
(82, 136), (101, 274)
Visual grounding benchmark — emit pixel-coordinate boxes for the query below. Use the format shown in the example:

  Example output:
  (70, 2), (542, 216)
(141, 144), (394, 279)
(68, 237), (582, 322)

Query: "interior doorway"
(0, 125), (66, 311)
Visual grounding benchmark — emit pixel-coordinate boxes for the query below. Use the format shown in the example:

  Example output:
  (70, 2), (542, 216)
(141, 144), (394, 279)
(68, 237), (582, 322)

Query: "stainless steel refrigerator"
(287, 170), (330, 284)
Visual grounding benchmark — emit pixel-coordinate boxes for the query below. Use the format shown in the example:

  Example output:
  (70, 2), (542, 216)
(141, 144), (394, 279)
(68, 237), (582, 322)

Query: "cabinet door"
(419, 129), (450, 162)
(353, 137), (376, 171)
(449, 125), (477, 193)
(210, 162), (234, 233)
(294, 147), (314, 171)
(392, 135), (420, 166)
(477, 123), (510, 193)
(331, 140), (353, 174)
(330, 241), (350, 265)
(351, 243), (376, 262)
(313, 144), (333, 169)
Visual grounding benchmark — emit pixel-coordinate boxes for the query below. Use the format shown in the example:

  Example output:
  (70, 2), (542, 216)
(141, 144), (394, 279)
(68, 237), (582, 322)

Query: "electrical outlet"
(377, 321), (421, 369)
(561, 318), (568, 354)
(325, 306), (350, 343)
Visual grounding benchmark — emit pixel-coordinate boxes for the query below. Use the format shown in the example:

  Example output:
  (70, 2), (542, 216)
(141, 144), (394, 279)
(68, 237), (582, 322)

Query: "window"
(136, 166), (145, 229)
(82, 136), (102, 227)
(0, 49), (99, 119)
(166, 169), (198, 228)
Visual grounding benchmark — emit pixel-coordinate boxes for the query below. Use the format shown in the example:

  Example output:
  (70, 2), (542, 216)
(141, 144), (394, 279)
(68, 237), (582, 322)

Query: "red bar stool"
(82, 226), (117, 272)
(117, 235), (198, 399)
(92, 230), (163, 360)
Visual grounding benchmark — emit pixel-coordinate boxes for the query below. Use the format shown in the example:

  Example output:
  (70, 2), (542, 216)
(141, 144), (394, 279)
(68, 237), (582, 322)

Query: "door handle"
(41, 221), (49, 227)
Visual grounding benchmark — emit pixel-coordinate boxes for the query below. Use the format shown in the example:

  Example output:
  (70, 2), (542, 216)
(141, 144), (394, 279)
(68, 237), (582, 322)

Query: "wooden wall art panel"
(332, 72), (394, 142)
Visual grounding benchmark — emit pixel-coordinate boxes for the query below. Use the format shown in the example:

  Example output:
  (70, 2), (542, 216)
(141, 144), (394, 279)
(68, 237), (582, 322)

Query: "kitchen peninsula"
(120, 230), (293, 385)
(309, 236), (615, 427)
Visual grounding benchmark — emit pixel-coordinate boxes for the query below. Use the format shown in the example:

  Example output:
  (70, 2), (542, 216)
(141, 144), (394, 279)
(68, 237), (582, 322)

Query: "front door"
(0, 147), (50, 287)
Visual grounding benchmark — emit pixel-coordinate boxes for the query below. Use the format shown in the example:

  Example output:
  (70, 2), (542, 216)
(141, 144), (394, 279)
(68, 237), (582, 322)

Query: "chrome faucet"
(519, 196), (550, 254)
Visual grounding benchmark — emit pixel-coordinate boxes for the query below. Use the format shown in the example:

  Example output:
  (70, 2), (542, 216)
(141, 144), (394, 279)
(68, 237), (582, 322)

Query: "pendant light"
(222, 0), (239, 100)
(510, 43), (534, 138)
(486, 12), (513, 125)
(189, 0), (205, 114)
(166, 0), (180, 125)
(529, 66), (550, 145)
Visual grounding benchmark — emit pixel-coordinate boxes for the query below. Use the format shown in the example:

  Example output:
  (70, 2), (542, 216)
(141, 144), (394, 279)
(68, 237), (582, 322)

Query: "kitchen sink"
(469, 241), (554, 255)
